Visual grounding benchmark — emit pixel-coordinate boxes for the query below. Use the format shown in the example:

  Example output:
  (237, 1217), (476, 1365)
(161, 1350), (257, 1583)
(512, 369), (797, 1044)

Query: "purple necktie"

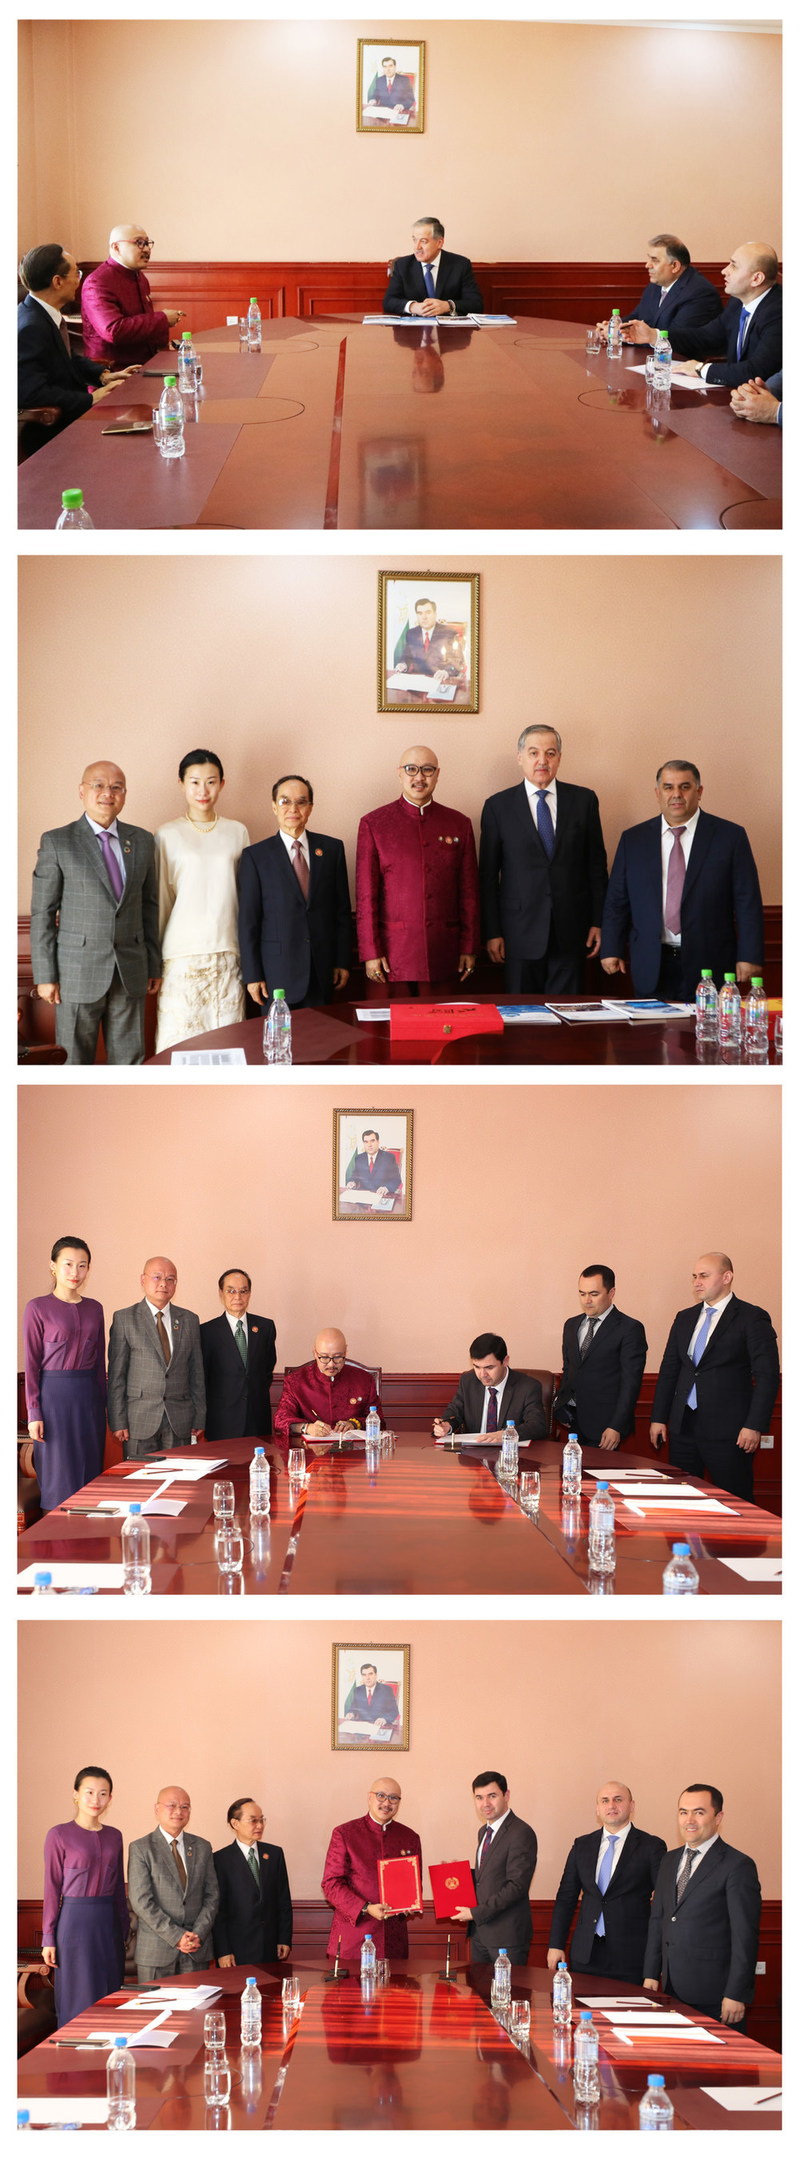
(423, 264), (435, 298)
(478, 1828), (493, 1869)
(486, 1388), (498, 1433)
(292, 840), (309, 901)
(664, 827), (686, 935)
(98, 829), (124, 903)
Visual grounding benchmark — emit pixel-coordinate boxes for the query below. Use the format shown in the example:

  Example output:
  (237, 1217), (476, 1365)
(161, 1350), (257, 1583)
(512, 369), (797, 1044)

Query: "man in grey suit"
(107, 1256), (205, 1458)
(30, 760), (161, 1063)
(452, 1771), (538, 1965)
(128, 1786), (219, 1980)
(644, 1784), (761, 2024)
(433, 1334), (547, 1445)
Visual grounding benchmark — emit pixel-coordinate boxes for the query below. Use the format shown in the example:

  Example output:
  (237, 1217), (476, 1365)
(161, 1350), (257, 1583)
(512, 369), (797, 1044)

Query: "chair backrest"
(282, 1360), (383, 1396)
(519, 1368), (555, 1435)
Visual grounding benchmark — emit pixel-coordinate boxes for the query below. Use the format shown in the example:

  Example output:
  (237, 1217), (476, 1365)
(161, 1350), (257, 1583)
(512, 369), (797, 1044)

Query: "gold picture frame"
(332, 1108), (413, 1221)
(332, 1643), (411, 1750)
(357, 38), (425, 133)
(378, 569), (480, 714)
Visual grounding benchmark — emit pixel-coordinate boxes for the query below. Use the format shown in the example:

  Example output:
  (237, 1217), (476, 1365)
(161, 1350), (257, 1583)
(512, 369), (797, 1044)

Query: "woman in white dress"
(155, 749), (250, 1053)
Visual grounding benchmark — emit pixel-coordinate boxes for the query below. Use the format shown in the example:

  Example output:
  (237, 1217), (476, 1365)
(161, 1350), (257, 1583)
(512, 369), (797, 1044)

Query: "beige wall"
(17, 554), (781, 910)
(18, 1619), (780, 1899)
(18, 19), (781, 262)
(17, 1083), (780, 1371)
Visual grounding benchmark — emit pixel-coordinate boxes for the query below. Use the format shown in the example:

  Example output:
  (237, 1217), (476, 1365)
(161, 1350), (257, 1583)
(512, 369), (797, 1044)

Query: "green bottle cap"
(164, 374), (177, 386)
(701, 969), (713, 979)
(182, 330), (192, 342)
(723, 973), (736, 983)
(274, 988), (285, 1000)
(752, 977), (764, 987)
(250, 296), (258, 305)
(612, 307), (620, 317)
(61, 488), (83, 507)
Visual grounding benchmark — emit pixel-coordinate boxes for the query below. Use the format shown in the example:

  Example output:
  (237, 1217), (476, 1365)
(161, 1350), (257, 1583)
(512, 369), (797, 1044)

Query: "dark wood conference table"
(18, 316), (781, 531)
(17, 1436), (781, 1597)
(147, 995), (782, 1067)
(18, 1964), (781, 2131)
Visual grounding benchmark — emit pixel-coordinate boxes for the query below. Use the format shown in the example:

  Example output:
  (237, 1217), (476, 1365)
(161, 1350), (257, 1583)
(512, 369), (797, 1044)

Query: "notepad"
(717, 1557), (781, 1583)
(18, 1562), (124, 1590)
(700, 2087), (781, 2112)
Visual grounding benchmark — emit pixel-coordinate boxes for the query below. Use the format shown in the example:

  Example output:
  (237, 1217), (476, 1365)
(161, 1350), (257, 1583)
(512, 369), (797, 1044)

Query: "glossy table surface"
(147, 994), (781, 1068)
(18, 316), (781, 531)
(18, 1964), (781, 2131)
(17, 1435), (781, 1597)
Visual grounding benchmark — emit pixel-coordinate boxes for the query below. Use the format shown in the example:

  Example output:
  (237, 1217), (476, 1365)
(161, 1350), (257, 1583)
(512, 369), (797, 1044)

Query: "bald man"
(128, 1786), (219, 1980)
(80, 224), (184, 367)
(547, 1781), (666, 1986)
(274, 1330), (383, 1441)
(322, 1778), (422, 1960)
(650, 1253), (780, 1501)
(356, 747), (480, 987)
(107, 1258), (205, 1458)
(625, 241), (782, 388)
(30, 761), (161, 1063)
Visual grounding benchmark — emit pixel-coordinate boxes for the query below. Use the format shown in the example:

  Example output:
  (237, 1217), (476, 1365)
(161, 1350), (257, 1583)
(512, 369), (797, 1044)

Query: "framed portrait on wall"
(378, 570), (480, 714)
(357, 39), (425, 132)
(333, 1108), (413, 1221)
(332, 1643), (410, 1750)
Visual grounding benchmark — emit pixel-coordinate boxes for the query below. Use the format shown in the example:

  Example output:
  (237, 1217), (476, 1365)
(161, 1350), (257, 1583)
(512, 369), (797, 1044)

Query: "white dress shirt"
(478, 1806), (511, 1858)
(678, 1831), (719, 1874)
(31, 292), (69, 331)
(524, 775), (558, 834)
(480, 1370), (510, 1433)
(661, 807), (700, 945)
(699, 288), (770, 380)
(279, 827), (310, 871)
(159, 1823), (187, 1884)
(687, 1291), (733, 1358)
(145, 1297), (174, 1351)
(594, 1818), (632, 1884)
(225, 1310), (249, 1344)
(84, 812), (127, 890)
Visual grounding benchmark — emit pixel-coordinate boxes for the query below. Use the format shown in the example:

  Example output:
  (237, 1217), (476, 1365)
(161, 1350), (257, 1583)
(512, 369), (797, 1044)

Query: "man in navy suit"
(18, 243), (138, 451)
(627, 241), (781, 388)
(644, 1785), (761, 2024)
(731, 370), (782, 427)
(213, 1798), (292, 1967)
(612, 235), (719, 340)
(650, 1252), (780, 1501)
(238, 774), (351, 1010)
(344, 1663), (400, 1729)
(394, 598), (465, 682)
(345, 1129), (402, 1198)
(433, 1333), (547, 1445)
(547, 1781), (666, 1986)
(480, 725), (608, 996)
(200, 1270), (277, 1444)
(365, 56), (415, 114)
(600, 760), (763, 1000)
(384, 217), (483, 317)
(554, 1266), (647, 1452)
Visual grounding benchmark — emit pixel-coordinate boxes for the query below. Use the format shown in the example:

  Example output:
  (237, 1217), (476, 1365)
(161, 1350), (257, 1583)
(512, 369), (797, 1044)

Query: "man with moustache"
(356, 745), (479, 987)
(322, 1778), (422, 1960)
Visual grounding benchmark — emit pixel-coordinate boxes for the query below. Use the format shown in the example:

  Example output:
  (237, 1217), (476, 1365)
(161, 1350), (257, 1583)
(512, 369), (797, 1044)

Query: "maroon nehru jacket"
(356, 795), (480, 981)
(322, 1812), (423, 1958)
(274, 1361), (382, 1438)
(80, 259), (170, 366)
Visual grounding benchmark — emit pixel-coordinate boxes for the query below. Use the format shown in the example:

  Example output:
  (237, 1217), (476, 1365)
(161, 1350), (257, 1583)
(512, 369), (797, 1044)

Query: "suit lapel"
(677, 1838), (725, 1908)
(512, 781), (544, 861)
(306, 832), (324, 900)
(77, 814), (120, 904)
(271, 831), (306, 907)
(680, 811), (713, 906)
(605, 1824), (637, 1893)
(550, 782), (573, 859)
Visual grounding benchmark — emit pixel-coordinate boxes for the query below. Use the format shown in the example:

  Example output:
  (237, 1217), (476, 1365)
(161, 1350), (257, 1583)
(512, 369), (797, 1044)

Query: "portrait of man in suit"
(344, 1663), (400, 1730)
(547, 1781), (667, 1986)
(30, 760), (162, 1064)
(344, 1129), (402, 1201)
(480, 724), (608, 996)
(334, 1644), (408, 1749)
(107, 1256), (206, 1458)
(644, 1784), (762, 2023)
(127, 1786), (219, 1980)
(380, 575), (477, 713)
(383, 217), (482, 316)
(554, 1266), (647, 1451)
(650, 1252), (780, 1501)
(237, 773), (351, 1011)
(433, 1333), (547, 1445)
(601, 760), (764, 1000)
(359, 41), (424, 132)
(200, 1269), (277, 1445)
(213, 1798), (293, 1967)
(451, 1771), (538, 1965)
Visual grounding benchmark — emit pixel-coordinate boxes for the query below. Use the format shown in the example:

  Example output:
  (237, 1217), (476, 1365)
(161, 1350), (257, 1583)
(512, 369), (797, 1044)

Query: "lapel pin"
(315, 847), (323, 856)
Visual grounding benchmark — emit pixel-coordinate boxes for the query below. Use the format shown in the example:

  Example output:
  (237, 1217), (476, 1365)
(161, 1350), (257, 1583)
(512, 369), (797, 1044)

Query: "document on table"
(339, 1187), (395, 1210)
(356, 1007), (391, 1021)
(362, 313), (471, 325)
(498, 1005), (561, 1024)
(386, 670), (458, 699)
(700, 2087), (781, 2112)
(717, 1556), (782, 1583)
(623, 1496), (738, 1515)
(607, 2011), (693, 2026)
(437, 1431), (530, 1447)
(171, 1048), (247, 1064)
(577, 1995), (655, 2009)
(606, 999), (695, 1020)
(18, 1561), (124, 1590)
(23, 2098), (111, 2125)
(583, 1466), (670, 1481)
(610, 1482), (711, 1499)
(627, 365), (716, 392)
(467, 313), (518, 325)
(546, 1001), (631, 1023)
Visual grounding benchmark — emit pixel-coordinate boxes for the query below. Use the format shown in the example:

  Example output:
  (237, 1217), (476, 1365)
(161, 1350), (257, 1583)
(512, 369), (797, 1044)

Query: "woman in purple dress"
(42, 1766), (128, 2027)
(24, 1236), (107, 1509)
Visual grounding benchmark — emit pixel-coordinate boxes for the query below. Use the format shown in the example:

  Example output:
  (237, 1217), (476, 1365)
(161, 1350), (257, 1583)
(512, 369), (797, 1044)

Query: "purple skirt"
(54, 1895), (125, 2027)
(35, 1369), (106, 1510)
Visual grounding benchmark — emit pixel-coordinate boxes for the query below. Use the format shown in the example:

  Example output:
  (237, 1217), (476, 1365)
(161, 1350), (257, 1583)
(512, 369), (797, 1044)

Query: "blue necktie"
(687, 1305), (714, 1410)
(423, 264), (435, 299)
(536, 791), (555, 859)
(736, 307), (749, 361)
(595, 1835), (617, 1937)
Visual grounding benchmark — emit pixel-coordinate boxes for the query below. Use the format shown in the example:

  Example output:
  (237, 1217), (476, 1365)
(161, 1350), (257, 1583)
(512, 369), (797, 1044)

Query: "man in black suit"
(365, 56), (415, 114)
(613, 235), (719, 341)
(345, 1129), (402, 1198)
(650, 1252), (780, 1501)
(18, 243), (138, 452)
(480, 725), (608, 997)
(433, 1333), (547, 1445)
(344, 1662), (400, 1730)
(238, 774), (351, 1010)
(213, 1798), (292, 1967)
(394, 598), (465, 682)
(628, 240), (781, 388)
(383, 216), (483, 317)
(451, 1772), (538, 1965)
(601, 760), (764, 999)
(200, 1270), (277, 1444)
(644, 1785), (761, 2024)
(554, 1265), (647, 1452)
(547, 1780), (666, 1986)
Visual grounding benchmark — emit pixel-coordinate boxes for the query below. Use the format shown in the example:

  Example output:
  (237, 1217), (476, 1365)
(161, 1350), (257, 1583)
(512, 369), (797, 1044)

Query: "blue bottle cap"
(672, 1543), (690, 1556)
(129, 1503), (141, 1516)
(114, 2035), (127, 2048)
(647, 2075), (665, 2088)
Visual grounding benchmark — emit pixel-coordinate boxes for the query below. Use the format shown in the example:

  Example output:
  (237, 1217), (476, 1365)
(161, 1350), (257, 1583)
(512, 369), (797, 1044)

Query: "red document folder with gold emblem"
(428, 1859), (475, 1918)
(390, 1002), (504, 1042)
(377, 1853), (423, 1912)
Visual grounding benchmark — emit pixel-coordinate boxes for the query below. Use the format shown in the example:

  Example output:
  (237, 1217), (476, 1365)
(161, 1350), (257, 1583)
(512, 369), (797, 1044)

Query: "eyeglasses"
(147, 1274), (177, 1287)
(371, 1793), (400, 1804)
(317, 1354), (345, 1367)
(85, 782), (126, 794)
(402, 764), (438, 778)
(132, 238), (154, 250)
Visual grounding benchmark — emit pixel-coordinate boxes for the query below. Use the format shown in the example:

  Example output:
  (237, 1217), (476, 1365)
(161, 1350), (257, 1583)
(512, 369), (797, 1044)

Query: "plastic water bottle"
(178, 329), (197, 396)
(121, 1504), (151, 1595)
(744, 976), (769, 1049)
(694, 970), (719, 1043)
(662, 1542), (699, 1596)
(499, 1421), (519, 1478)
(588, 1481), (615, 1574)
(719, 974), (742, 1047)
(264, 988), (292, 1065)
(552, 1961), (572, 2026)
(365, 1406), (381, 1447)
(607, 308), (622, 357)
(492, 1948), (512, 2012)
(32, 1570), (55, 1594)
(247, 297), (262, 352)
(106, 2035), (136, 2129)
(17, 2110), (31, 2128)
(573, 2011), (600, 2102)
(639, 2074), (674, 2129)
(158, 376), (185, 458)
(361, 1934), (377, 1981)
(561, 1433), (582, 1500)
(55, 487), (94, 530)
(653, 329), (672, 393)
(240, 1975), (262, 2050)
(249, 1446), (270, 1518)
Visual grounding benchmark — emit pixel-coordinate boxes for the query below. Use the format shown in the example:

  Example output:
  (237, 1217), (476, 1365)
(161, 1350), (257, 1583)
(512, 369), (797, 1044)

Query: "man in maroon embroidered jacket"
(356, 745), (480, 986)
(322, 1778), (422, 1959)
(81, 225), (185, 367)
(274, 1328), (382, 1439)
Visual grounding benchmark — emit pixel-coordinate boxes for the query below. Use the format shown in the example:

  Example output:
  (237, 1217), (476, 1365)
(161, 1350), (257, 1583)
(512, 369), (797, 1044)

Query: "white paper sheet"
(356, 1007), (390, 1020)
(170, 1048), (247, 1064)
(577, 1995), (655, 2008)
(583, 1468), (670, 1482)
(386, 671), (457, 699)
(700, 2086), (781, 2112)
(435, 1431), (530, 1447)
(610, 1482), (709, 1499)
(609, 2026), (724, 2044)
(498, 1006), (561, 1024)
(607, 2012), (693, 2026)
(18, 1561), (125, 1590)
(623, 1497), (737, 1515)
(717, 1557), (781, 1583)
(627, 364), (714, 392)
(22, 2098), (110, 2124)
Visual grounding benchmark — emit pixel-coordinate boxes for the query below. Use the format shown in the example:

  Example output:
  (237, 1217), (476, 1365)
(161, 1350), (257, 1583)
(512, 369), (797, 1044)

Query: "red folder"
(428, 1859), (475, 1919)
(390, 1002), (504, 1043)
(378, 1853), (423, 1912)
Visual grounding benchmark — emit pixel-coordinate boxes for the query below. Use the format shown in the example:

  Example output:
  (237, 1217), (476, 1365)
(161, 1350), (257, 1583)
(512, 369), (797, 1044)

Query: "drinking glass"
(288, 1447), (306, 1483)
(193, 356), (203, 392)
(213, 1480), (235, 1520)
(204, 2010), (226, 2056)
(519, 1470), (541, 1512)
(585, 327), (601, 356)
(282, 1976), (301, 2013)
(238, 317), (249, 350)
(774, 1015), (783, 1058)
(204, 2054), (232, 2106)
(215, 1520), (244, 1573)
(510, 1998), (531, 2040)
